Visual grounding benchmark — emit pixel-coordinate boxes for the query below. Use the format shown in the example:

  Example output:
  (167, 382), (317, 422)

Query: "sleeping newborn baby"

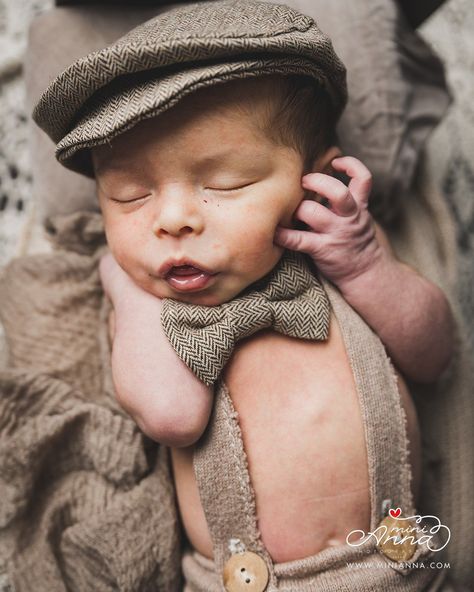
(96, 74), (453, 560)
(33, 1), (456, 589)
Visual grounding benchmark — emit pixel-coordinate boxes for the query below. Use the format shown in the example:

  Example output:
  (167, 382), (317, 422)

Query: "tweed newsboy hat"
(32, 0), (348, 178)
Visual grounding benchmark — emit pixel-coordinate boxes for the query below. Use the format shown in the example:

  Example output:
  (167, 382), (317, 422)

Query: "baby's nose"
(154, 222), (194, 237)
(152, 194), (204, 237)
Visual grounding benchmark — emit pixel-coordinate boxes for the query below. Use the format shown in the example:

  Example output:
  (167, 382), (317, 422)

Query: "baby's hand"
(274, 156), (382, 288)
(99, 251), (213, 447)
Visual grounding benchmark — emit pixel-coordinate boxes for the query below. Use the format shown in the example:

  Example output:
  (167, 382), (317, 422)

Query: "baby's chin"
(153, 276), (260, 307)
(142, 278), (233, 307)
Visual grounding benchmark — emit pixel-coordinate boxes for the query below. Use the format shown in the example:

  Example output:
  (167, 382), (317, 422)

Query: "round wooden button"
(376, 515), (418, 562)
(223, 551), (269, 592)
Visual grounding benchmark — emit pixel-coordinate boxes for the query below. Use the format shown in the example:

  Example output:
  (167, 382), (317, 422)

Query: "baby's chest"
(221, 316), (367, 469)
(222, 315), (358, 425)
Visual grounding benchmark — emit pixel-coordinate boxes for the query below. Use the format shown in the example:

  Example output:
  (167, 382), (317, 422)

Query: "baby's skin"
(95, 80), (454, 563)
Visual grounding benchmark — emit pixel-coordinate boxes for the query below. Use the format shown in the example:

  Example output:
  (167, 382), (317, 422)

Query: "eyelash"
(110, 195), (150, 204)
(206, 182), (253, 192)
(110, 182), (254, 202)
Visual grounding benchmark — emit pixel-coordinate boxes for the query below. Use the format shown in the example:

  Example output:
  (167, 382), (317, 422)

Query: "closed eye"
(206, 182), (255, 192)
(110, 194), (151, 203)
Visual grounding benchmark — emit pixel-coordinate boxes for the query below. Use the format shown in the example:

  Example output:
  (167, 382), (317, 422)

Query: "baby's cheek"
(103, 219), (125, 254)
(105, 220), (139, 259)
(242, 227), (283, 277)
(244, 221), (274, 250)
(106, 240), (139, 282)
(278, 190), (305, 228)
(105, 236), (125, 267)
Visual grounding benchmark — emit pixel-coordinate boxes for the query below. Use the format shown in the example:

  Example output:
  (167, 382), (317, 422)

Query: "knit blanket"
(0, 214), (183, 592)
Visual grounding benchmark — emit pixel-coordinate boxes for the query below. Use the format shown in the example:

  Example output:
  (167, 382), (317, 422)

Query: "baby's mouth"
(165, 265), (218, 292)
(168, 265), (203, 276)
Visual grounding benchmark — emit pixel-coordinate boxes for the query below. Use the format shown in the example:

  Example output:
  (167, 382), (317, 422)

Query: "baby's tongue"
(171, 265), (202, 276)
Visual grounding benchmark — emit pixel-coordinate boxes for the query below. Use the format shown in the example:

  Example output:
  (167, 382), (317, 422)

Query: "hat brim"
(58, 55), (340, 177)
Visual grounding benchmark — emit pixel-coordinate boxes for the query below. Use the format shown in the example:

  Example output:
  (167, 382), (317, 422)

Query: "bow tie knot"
(161, 251), (330, 386)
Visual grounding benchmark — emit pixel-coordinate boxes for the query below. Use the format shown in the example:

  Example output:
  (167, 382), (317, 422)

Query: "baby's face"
(93, 85), (324, 305)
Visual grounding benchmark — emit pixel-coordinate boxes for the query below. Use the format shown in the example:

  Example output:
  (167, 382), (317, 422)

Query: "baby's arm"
(275, 156), (455, 384)
(338, 220), (454, 383)
(100, 253), (213, 447)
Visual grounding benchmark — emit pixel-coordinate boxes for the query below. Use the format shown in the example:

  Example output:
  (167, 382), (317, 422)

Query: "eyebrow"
(190, 149), (264, 169)
(93, 157), (136, 176)
(95, 148), (265, 176)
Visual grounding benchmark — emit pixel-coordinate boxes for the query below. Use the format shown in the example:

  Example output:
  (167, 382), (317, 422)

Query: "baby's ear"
(311, 146), (342, 175)
(303, 146), (343, 206)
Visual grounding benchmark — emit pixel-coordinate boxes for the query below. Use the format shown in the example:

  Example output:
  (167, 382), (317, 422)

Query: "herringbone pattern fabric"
(161, 250), (330, 386)
(31, 0), (347, 177)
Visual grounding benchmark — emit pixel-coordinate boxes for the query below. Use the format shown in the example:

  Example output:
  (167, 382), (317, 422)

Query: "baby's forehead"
(92, 78), (275, 168)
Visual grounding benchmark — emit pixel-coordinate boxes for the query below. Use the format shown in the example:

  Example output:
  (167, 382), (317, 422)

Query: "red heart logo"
(389, 508), (402, 518)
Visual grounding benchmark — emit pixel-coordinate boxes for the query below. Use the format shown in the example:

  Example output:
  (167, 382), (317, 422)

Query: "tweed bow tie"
(160, 250), (330, 386)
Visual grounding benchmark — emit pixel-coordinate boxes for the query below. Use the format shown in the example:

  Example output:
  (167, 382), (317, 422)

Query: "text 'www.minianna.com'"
(346, 561), (451, 570)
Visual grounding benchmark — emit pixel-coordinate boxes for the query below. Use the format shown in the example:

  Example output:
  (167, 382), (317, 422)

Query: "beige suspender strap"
(322, 280), (415, 528)
(192, 377), (277, 586)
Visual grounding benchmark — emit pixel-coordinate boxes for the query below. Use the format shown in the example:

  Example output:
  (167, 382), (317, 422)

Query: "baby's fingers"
(291, 199), (336, 232)
(330, 156), (372, 205)
(302, 173), (357, 217)
(274, 225), (322, 257)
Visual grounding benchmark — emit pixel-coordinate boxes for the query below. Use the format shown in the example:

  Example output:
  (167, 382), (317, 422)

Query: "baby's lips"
(158, 257), (216, 278)
(169, 265), (206, 276)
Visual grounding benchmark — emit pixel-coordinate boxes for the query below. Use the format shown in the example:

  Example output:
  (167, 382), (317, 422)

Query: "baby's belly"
(170, 313), (421, 564)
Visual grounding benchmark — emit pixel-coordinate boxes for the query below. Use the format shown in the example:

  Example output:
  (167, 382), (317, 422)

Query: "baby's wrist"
(337, 245), (397, 300)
